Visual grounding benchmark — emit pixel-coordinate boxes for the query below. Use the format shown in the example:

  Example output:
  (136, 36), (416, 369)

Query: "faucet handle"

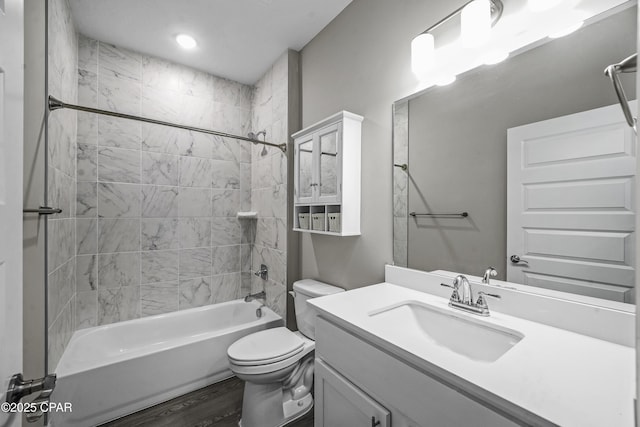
(476, 291), (501, 309)
(441, 283), (461, 303)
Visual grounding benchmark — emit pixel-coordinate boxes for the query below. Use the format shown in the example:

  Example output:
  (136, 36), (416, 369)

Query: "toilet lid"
(228, 327), (305, 366)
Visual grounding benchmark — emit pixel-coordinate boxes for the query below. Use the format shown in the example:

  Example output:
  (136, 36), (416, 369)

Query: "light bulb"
(411, 33), (435, 77)
(176, 34), (197, 50)
(528, 0), (563, 12)
(461, 0), (491, 48)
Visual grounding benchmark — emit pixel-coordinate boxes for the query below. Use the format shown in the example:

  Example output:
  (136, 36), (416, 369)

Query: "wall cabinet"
(292, 111), (363, 236)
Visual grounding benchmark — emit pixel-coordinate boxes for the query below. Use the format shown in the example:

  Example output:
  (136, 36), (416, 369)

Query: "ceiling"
(68, 0), (352, 85)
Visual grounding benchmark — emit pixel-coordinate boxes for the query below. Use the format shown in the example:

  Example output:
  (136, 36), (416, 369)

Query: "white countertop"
(309, 283), (635, 427)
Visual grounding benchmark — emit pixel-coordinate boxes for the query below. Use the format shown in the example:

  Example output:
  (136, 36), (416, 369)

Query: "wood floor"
(100, 377), (314, 427)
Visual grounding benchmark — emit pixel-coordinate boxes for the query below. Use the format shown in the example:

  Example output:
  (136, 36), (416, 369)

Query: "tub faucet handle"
(254, 264), (268, 280)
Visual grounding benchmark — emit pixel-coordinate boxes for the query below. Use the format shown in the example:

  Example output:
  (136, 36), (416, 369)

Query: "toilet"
(227, 279), (344, 427)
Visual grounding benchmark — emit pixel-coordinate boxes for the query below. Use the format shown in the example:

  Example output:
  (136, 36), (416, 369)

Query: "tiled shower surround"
(393, 101), (408, 267)
(74, 34), (255, 329)
(47, 0), (78, 370)
(48, 0), (292, 370)
(249, 52), (292, 315)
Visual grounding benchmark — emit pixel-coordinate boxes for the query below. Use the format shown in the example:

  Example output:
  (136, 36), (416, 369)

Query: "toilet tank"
(292, 279), (344, 340)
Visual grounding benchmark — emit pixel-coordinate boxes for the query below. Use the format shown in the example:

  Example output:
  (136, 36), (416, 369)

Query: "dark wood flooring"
(100, 376), (314, 427)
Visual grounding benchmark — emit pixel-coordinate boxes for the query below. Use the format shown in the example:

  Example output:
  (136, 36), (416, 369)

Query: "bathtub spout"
(244, 291), (266, 303)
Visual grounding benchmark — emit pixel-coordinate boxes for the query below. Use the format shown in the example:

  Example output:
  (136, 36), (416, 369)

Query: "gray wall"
(299, 0), (467, 289)
(406, 8), (636, 280)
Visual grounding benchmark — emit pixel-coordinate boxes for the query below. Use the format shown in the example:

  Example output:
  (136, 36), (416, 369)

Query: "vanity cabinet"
(292, 111), (363, 236)
(315, 317), (522, 427)
(315, 359), (390, 427)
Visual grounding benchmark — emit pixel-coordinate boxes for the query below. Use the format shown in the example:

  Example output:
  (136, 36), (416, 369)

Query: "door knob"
(510, 255), (528, 265)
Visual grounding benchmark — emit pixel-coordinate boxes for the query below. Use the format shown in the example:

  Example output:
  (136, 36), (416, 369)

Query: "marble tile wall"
(249, 52), (291, 318)
(393, 101), (408, 267)
(47, 0), (78, 370)
(73, 35), (255, 329)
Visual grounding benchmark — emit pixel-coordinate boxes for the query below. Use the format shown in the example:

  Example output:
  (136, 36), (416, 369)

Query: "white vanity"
(309, 266), (635, 427)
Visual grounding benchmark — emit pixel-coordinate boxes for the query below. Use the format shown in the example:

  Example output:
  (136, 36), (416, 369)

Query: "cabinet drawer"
(316, 317), (525, 427)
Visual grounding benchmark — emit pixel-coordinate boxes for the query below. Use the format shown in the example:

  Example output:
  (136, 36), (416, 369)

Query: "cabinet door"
(316, 123), (342, 203)
(295, 134), (316, 203)
(315, 359), (390, 427)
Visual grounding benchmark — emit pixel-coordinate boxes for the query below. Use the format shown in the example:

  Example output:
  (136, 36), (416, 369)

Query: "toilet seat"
(228, 327), (305, 366)
(229, 330), (315, 376)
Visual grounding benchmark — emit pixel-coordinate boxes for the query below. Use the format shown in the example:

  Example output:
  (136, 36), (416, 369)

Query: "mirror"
(393, 4), (637, 304)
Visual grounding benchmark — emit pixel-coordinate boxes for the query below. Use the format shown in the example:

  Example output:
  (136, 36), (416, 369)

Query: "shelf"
(236, 211), (258, 219)
(292, 228), (360, 237)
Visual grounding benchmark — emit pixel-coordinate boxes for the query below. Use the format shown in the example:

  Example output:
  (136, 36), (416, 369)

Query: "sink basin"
(369, 301), (523, 362)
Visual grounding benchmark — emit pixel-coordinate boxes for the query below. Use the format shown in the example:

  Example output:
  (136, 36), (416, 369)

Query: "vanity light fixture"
(411, 33), (435, 76)
(411, 0), (503, 78)
(461, 0), (492, 48)
(176, 34), (197, 49)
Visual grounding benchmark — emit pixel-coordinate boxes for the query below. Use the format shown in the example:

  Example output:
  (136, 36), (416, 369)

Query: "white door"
(0, 0), (25, 425)
(315, 359), (390, 427)
(507, 102), (636, 302)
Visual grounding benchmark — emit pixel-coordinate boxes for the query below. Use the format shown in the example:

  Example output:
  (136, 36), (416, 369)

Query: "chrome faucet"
(482, 267), (498, 285)
(441, 275), (501, 316)
(454, 274), (473, 304)
(244, 290), (266, 303)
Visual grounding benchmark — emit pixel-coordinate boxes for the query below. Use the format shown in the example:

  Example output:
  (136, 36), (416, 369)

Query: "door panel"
(295, 135), (315, 203)
(0, 1), (25, 425)
(317, 123), (341, 203)
(315, 359), (390, 427)
(507, 103), (636, 302)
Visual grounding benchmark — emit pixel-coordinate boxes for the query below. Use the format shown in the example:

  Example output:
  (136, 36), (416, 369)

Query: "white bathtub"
(50, 299), (282, 427)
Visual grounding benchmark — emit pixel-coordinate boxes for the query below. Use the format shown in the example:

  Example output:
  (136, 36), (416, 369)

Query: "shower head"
(248, 130), (267, 144)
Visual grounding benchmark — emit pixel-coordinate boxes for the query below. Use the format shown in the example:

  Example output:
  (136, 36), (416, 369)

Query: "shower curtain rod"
(47, 96), (288, 153)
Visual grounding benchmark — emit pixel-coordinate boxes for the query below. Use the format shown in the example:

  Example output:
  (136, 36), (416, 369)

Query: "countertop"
(309, 283), (635, 427)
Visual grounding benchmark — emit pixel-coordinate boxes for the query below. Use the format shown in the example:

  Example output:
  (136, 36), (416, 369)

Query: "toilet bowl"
(227, 279), (344, 427)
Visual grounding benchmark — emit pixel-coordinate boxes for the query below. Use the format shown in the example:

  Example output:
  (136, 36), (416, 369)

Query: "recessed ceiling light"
(176, 34), (197, 50)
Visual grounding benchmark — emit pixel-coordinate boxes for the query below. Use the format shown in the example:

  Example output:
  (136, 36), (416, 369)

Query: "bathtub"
(49, 299), (282, 427)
